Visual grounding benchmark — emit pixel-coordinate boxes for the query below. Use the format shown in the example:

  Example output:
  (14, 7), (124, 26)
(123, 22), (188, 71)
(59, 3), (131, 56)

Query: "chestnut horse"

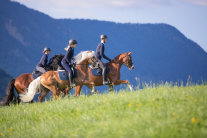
(74, 52), (134, 96)
(0, 55), (64, 106)
(19, 51), (95, 102)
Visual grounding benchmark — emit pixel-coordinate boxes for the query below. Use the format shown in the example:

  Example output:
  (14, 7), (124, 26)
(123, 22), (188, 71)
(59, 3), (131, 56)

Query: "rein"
(110, 54), (129, 65)
(76, 54), (129, 66)
(76, 64), (88, 66)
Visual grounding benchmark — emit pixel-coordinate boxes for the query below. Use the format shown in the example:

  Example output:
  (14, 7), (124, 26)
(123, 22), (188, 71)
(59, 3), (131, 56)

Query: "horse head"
(122, 52), (134, 70)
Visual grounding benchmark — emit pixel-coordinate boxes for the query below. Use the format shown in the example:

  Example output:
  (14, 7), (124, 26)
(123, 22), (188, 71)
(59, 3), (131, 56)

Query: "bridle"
(91, 54), (132, 68)
(112, 54), (131, 67)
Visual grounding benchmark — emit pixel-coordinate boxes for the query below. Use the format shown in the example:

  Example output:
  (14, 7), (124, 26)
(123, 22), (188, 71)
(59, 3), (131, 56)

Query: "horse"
(74, 52), (134, 96)
(0, 55), (64, 106)
(19, 51), (96, 102)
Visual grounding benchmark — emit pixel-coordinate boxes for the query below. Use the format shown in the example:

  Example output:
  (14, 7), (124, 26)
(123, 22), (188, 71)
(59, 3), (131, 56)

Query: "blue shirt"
(37, 54), (48, 67)
(62, 47), (74, 64)
(95, 43), (111, 61)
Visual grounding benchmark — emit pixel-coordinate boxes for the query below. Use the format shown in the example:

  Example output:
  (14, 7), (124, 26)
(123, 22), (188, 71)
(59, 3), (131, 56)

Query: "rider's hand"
(72, 62), (76, 67)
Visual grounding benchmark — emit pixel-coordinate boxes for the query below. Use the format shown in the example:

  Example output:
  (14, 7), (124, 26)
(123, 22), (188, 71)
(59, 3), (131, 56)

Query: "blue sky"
(12, 0), (207, 51)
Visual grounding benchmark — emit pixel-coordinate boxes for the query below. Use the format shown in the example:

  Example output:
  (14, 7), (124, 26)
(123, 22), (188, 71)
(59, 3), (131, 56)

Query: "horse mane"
(112, 53), (127, 62)
(74, 51), (95, 64)
(46, 55), (64, 70)
(46, 51), (95, 70)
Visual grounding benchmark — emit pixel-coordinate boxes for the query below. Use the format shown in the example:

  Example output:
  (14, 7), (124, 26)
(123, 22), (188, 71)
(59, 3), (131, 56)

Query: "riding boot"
(68, 73), (76, 87)
(102, 68), (109, 85)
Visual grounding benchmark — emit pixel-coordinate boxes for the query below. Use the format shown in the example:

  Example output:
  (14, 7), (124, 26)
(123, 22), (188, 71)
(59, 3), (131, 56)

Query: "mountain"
(0, 0), (207, 88)
(0, 69), (12, 99)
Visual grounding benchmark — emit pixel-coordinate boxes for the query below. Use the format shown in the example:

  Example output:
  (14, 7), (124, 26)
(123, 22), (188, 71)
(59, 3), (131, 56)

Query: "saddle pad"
(58, 70), (68, 80)
(90, 66), (110, 76)
(58, 69), (77, 80)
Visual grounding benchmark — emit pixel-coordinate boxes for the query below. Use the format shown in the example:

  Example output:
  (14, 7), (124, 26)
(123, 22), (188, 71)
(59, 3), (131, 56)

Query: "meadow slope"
(0, 84), (207, 138)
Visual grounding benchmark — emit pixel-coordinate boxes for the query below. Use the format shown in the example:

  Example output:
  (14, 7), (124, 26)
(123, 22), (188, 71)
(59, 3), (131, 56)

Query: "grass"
(0, 84), (207, 138)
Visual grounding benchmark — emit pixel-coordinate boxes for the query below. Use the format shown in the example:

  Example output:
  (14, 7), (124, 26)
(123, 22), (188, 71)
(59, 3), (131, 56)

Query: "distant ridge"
(0, 0), (207, 87)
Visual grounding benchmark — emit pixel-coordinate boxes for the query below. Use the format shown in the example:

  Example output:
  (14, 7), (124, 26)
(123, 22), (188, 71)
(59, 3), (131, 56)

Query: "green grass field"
(0, 84), (207, 138)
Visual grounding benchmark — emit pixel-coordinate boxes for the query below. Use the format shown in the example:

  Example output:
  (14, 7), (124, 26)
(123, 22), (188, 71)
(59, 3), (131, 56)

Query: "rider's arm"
(65, 49), (74, 65)
(41, 54), (47, 67)
(65, 50), (70, 63)
(100, 45), (111, 61)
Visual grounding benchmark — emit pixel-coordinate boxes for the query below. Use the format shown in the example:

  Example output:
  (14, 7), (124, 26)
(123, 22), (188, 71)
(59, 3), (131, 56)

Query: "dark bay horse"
(19, 51), (95, 102)
(0, 55), (63, 106)
(74, 52), (134, 96)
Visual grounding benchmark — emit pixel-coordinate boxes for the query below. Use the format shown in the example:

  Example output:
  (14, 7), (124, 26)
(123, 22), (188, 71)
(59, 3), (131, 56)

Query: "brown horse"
(0, 55), (64, 106)
(19, 51), (134, 102)
(19, 51), (95, 102)
(74, 52), (134, 96)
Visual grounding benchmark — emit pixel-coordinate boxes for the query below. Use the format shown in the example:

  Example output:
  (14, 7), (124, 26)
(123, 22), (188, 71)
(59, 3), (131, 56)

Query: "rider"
(36, 47), (51, 74)
(95, 34), (112, 85)
(61, 39), (77, 87)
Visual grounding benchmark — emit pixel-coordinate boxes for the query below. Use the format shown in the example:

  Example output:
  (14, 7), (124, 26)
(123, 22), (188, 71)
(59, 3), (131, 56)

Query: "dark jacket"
(62, 47), (74, 64)
(37, 54), (48, 67)
(95, 43), (111, 61)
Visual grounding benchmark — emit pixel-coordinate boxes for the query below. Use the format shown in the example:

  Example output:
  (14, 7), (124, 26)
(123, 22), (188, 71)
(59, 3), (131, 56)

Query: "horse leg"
(63, 87), (71, 97)
(57, 88), (62, 97)
(86, 85), (99, 95)
(109, 84), (114, 92)
(38, 91), (49, 102)
(17, 96), (21, 104)
(42, 85), (59, 100)
(74, 85), (83, 96)
(114, 80), (133, 91)
(41, 80), (59, 99)
(51, 87), (59, 99)
(91, 83), (99, 94)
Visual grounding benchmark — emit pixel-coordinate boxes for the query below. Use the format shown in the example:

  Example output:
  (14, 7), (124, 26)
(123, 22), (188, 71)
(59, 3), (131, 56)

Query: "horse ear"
(128, 52), (132, 55)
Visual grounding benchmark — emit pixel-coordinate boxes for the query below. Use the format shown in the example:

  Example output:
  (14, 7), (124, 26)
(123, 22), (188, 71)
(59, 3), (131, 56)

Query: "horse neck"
(77, 59), (89, 71)
(111, 54), (125, 69)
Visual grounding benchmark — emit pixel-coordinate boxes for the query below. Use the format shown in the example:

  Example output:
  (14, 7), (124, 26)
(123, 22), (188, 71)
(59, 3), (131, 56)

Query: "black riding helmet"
(43, 47), (51, 53)
(100, 34), (107, 39)
(69, 39), (78, 45)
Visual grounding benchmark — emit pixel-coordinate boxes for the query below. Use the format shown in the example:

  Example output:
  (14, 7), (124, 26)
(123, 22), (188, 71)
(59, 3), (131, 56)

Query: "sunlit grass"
(0, 84), (207, 138)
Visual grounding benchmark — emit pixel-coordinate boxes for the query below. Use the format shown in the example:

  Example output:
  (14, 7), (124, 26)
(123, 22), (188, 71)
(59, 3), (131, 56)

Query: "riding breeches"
(61, 61), (72, 75)
(96, 58), (107, 81)
(36, 66), (46, 74)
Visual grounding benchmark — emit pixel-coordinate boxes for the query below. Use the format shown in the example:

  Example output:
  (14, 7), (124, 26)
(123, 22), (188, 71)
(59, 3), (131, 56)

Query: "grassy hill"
(0, 84), (207, 137)
(1, 0), (207, 85)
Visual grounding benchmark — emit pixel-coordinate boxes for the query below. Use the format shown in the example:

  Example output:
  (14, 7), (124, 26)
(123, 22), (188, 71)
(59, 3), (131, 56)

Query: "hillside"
(0, 0), (207, 87)
(0, 85), (207, 137)
(0, 69), (12, 99)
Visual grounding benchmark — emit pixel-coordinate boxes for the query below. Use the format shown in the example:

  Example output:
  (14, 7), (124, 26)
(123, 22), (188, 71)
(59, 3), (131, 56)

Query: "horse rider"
(95, 34), (112, 85)
(36, 47), (51, 74)
(61, 39), (77, 87)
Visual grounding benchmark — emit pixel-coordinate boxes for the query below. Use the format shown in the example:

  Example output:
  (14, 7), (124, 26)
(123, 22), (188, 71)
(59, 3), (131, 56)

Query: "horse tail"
(0, 79), (16, 106)
(19, 77), (41, 102)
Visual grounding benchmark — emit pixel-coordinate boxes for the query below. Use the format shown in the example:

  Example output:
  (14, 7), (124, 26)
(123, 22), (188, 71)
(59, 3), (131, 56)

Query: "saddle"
(89, 63), (110, 76)
(58, 66), (77, 80)
(32, 70), (42, 79)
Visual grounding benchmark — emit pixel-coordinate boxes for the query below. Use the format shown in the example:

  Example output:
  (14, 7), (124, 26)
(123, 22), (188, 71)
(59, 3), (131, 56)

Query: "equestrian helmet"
(69, 39), (78, 45)
(100, 34), (107, 39)
(43, 47), (51, 52)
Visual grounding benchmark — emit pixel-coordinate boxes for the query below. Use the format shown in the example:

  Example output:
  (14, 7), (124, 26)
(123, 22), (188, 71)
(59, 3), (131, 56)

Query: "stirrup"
(70, 83), (76, 88)
(103, 80), (110, 85)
